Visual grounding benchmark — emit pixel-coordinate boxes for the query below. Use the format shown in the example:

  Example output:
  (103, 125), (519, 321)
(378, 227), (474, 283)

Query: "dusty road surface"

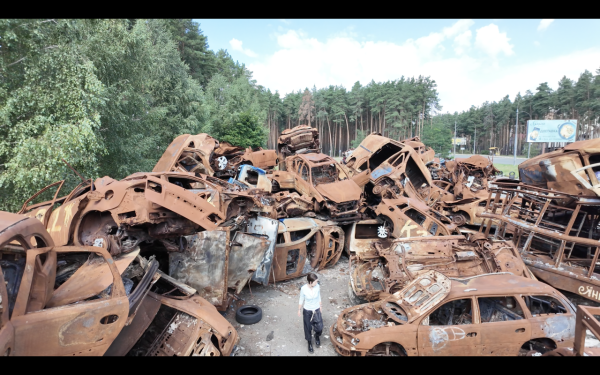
(223, 255), (351, 356)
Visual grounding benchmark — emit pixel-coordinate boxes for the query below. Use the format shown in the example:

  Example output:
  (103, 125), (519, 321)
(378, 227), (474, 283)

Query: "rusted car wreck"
(270, 153), (363, 224)
(348, 233), (533, 304)
(332, 271), (577, 356)
(277, 125), (320, 160)
(154, 133), (278, 180)
(0, 211), (239, 356)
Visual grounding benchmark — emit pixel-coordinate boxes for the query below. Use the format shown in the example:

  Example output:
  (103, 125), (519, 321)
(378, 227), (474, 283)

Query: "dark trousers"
(303, 308), (323, 341)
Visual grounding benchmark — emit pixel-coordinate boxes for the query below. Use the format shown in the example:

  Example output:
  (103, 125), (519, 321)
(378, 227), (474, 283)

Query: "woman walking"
(298, 273), (323, 353)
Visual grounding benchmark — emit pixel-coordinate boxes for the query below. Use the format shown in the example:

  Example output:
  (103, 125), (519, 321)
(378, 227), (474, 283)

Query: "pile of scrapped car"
(2, 125), (600, 356)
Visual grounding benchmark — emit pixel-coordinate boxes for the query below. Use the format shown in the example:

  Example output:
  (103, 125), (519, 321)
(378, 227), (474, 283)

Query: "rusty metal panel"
(144, 176), (221, 231)
(248, 217), (279, 285)
(228, 232), (271, 294)
(103, 294), (162, 356)
(47, 249), (139, 308)
(169, 231), (229, 306)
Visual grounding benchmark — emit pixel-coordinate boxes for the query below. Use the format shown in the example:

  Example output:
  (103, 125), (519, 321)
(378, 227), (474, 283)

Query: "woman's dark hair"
(307, 273), (318, 283)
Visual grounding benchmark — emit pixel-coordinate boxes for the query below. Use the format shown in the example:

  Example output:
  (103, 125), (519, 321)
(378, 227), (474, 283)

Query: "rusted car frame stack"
(4, 124), (600, 356)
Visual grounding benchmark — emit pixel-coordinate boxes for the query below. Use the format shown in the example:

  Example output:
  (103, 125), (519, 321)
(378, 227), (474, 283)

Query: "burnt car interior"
(522, 295), (567, 315)
(478, 296), (524, 322)
(311, 164), (346, 185)
(423, 299), (473, 325)
(355, 223), (380, 239)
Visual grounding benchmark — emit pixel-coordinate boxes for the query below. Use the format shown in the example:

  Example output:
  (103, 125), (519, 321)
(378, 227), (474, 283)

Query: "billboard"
(452, 137), (467, 145)
(527, 120), (577, 143)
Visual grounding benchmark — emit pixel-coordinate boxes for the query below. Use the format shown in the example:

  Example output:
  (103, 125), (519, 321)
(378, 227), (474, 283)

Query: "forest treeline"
(1, 19), (600, 211)
(438, 70), (600, 158)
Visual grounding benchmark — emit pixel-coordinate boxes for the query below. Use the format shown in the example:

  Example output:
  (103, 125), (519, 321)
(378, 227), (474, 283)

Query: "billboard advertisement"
(452, 137), (467, 145)
(527, 120), (577, 143)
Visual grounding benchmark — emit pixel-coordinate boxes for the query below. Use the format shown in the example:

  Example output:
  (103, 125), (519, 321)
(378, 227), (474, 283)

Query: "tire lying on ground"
(236, 305), (263, 325)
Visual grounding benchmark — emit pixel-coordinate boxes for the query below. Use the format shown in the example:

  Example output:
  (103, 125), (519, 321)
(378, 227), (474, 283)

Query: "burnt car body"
(478, 182), (600, 305)
(331, 271), (577, 356)
(348, 233), (533, 303)
(402, 137), (435, 165)
(347, 135), (452, 206)
(519, 139), (600, 198)
(440, 155), (499, 200)
(0, 211), (238, 356)
(18, 172), (277, 310)
(153, 133), (278, 180)
(373, 198), (456, 239)
(270, 218), (344, 282)
(269, 153), (363, 224)
(277, 125), (320, 160)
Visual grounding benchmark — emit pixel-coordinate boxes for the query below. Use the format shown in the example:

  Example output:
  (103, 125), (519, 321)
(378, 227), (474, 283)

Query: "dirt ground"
(223, 255), (351, 356)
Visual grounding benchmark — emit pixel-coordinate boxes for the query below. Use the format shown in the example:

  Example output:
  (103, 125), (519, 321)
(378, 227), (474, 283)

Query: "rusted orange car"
(402, 137), (435, 165)
(348, 233), (533, 304)
(347, 135), (452, 205)
(154, 133), (278, 179)
(277, 125), (320, 160)
(331, 271), (577, 356)
(18, 172), (276, 255)
(0, 211), (239, 356)
(373, 198), (456, 239)
(519, 138), (600, 198)
(269, 153), (363, 224)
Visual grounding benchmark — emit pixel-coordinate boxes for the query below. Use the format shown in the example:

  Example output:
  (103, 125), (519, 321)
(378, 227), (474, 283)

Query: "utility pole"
(454, 121), (457, 158)
(513, 109), (519, 165)
(473, 125), (476, 154)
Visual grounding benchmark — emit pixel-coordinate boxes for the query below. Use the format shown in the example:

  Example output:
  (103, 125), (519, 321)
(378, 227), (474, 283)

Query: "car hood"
(315, 179), (362, 203)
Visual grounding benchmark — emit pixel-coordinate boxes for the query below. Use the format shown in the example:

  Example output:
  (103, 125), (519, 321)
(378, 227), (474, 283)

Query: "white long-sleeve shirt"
(299, 284), (321, 311)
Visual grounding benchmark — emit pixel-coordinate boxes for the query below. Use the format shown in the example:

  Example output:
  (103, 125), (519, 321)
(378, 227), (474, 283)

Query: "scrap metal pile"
(2, 124), (600, 356)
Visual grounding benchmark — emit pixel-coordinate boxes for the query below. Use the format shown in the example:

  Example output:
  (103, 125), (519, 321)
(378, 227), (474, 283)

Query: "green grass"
(493, 163), (520, 178)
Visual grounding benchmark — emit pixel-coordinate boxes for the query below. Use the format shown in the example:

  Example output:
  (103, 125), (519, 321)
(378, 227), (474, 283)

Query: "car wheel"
(366, 342), (406, 356)
(235, 305), (263, 325)
(348, 281), (367, 306)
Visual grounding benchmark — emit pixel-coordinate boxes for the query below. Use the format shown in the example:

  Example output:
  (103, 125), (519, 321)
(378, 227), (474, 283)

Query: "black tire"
(235, 305), (262, 325)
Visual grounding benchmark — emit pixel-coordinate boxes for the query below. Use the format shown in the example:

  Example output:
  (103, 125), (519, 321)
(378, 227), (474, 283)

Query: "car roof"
(297, 153), (335, 165)
(446, 273), (559, 300)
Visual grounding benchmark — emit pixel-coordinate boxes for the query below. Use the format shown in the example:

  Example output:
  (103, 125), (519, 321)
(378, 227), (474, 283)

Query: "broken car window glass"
(422, 298), (473, 326)
(478, 296), (525, 323)
(522, 295), (567, 316)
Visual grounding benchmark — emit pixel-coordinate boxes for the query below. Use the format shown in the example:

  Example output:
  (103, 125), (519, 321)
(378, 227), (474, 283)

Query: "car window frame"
(418, 296), (480, 326)
(519, 293), (572, 318)
(475, 294), (528, 324)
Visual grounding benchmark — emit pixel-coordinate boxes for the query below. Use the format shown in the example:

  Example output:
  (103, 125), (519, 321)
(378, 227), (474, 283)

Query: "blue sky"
(194, 19), (600, 113)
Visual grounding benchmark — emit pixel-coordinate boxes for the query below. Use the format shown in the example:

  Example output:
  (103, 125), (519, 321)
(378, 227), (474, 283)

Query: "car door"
(476, 295), (531, 355)
(9, 246), (129, 356)
(521, 294), (575, 350)
(417, 297), (481, 356)
(294, 162), (311, 196)
(249, 217), (279, 286)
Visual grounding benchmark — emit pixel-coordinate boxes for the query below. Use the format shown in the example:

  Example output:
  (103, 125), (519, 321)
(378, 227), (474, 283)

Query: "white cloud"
(229, 38), (257, 58)
(537, 19), (554, 31)
(534, 40), (540, 47)
(453, 30), (472, 55)
(474, 24), (514, 58)
(247, 22), (600, 114)
(442, 19), (474, 38)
